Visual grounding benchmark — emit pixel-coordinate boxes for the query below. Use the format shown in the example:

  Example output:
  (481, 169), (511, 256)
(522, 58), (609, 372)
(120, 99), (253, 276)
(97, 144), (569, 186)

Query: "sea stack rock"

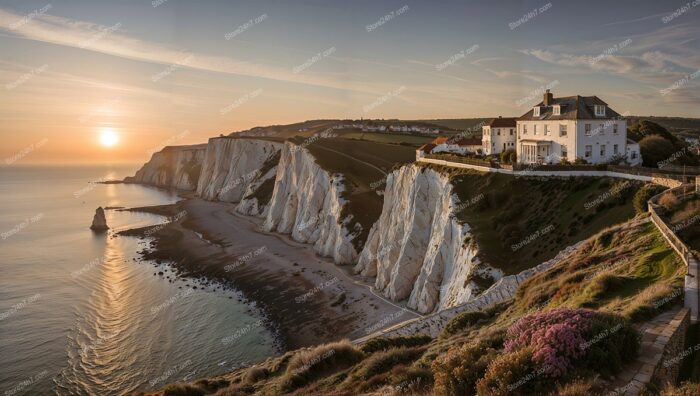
(90, 207), (108, 231)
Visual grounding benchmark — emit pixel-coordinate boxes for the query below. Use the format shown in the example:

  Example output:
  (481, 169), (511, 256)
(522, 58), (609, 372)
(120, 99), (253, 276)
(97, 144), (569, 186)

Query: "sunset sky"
(1, 0), (698, 164)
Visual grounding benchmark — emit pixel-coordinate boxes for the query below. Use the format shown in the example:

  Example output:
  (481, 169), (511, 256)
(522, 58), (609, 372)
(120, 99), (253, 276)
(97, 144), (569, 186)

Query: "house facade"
(482, 117), (517, 155)
(516, 90), (641, 166)
(431, 137), (483, 155)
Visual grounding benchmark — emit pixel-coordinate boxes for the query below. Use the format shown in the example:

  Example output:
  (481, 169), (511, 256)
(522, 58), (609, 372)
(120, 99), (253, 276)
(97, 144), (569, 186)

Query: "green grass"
(335, 131), (433, 147)
(432, 165), (644, 274)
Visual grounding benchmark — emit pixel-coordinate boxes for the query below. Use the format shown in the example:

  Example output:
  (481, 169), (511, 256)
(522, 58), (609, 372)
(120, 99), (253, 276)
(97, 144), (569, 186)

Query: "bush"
(243, 366), (268, 384)
(355, 347), (424, 380)
(633, 184), (666, 214)
(500, 149), (516, 164)
(361, 334), (432, 354)
(389, 365), (433, 392)
(432, 341), (499, 396)
(442, 311), (490, 337)
(503, 308), (638, 379)
(282, 340), (364, 391)
(659, 192), (679, 210)
(475, 348), (546, 396)
(639, 135), (676, 168)
(162, 383), (206, 396)
(553, 378), (605, 395)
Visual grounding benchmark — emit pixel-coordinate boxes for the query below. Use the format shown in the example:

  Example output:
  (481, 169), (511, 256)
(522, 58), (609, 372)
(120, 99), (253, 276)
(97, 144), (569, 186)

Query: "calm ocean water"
(0, 165), (276, 395)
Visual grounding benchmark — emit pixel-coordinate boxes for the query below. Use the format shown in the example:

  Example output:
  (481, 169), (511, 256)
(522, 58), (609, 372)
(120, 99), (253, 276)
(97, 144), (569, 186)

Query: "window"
(497, 129), (501, 136)
(553, 105), (560, 115)
(632, 152), (637, 159)
(613, 124), (618, 134)
(600, 145), (606, 157)
(562, 145), (568, 159)
(595, 105), (606, 116)
(585, 124), (592, 136)
(534, 124), (538, 135)
(585, 145), (592, 158)
(523, 124), (528, 134)
(510, 129), (514, 136)
(599, 124), (605, 136)
(544, 124), (550, 135)
(560, 124), (567, 136)
(533, 106), (540, 116)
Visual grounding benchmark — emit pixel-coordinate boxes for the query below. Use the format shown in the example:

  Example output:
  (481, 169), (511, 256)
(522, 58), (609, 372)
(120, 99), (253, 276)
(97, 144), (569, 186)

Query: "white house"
(431, 137), (483, 155)
(482, 117), (517, 155)
(516, 90), (641, 166)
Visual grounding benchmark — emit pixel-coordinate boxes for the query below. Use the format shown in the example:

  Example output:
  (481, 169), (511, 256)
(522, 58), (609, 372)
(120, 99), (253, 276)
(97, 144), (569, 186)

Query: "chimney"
(544, 89), (553, 106)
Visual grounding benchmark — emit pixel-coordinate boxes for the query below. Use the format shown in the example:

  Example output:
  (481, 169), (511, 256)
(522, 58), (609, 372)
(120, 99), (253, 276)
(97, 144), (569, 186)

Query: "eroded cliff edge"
(355, 165), (502, 314)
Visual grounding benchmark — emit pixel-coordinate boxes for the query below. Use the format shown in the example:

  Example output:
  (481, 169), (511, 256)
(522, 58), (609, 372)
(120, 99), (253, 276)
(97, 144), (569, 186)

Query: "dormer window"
(553, 105), (560, 116)
(595, 105), (606, 116)
(533, 106), (540, 117)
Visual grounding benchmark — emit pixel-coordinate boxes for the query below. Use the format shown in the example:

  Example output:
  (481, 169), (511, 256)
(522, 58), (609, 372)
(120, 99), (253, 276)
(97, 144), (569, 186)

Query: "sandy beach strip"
(119, 197), (420, 350)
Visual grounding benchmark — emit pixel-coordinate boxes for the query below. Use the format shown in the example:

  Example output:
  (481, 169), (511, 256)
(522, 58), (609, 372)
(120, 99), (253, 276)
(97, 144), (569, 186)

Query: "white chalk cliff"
(125, 144), (208, 190)
(196, 137), (282, 204)
(355, 165), (502, 314)
(263, 142), (358, 264)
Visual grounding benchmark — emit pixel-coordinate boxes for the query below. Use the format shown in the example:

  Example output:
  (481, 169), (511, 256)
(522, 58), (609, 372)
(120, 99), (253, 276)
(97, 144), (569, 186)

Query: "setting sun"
(98, 128), (120, 147)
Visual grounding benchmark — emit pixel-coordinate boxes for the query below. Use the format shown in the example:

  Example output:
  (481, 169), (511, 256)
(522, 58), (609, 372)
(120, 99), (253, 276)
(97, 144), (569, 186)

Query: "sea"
(0, 165), (277, 395)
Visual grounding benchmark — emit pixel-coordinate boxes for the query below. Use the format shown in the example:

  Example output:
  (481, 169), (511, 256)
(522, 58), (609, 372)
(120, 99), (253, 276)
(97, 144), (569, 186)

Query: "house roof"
(518, 95), (623, 121)
(432, 137), (449, 145)
(487, 117), (517, 128)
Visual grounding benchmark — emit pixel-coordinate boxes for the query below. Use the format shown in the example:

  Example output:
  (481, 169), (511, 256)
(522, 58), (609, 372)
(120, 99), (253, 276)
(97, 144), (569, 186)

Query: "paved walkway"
(608, 307), (688, 395)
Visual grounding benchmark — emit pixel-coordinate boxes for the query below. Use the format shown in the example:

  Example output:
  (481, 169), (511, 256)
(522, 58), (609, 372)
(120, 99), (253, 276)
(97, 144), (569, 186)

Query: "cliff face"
(263, 142), (358, 264)
(196, 138), (282, 204)
(355, 165), (501, 314)
(125, 144), (208, 190)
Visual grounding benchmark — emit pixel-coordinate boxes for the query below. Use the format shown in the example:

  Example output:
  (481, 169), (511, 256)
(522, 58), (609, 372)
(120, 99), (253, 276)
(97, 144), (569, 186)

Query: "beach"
(121, 196), (420, 350)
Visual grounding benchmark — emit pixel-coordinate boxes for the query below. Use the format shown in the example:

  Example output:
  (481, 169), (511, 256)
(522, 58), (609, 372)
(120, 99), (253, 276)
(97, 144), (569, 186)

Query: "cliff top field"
(141, 217), (684, 396)
(421, 164), (646, 275)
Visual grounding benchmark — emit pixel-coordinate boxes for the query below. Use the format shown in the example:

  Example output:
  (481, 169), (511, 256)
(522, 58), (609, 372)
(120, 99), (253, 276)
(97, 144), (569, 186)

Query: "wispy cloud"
(0, 8), (368, 94)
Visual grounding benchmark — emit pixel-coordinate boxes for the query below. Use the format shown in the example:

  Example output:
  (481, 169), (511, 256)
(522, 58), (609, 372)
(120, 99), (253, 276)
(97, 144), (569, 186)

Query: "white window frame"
(599, 123), (605, 136)
(594, 105), (605, 116)
(585, 124), (592, 136)
(523, 124), (528, 134)
(560, 124), (567, 136)
(534, 124), (538, 135)
(533, 107), (540, 116)
(613, 144), (618, 154)
(600, 145), (606, 157)
(585, 145), (592, 158)
(553, 105), (560, 115)
(544, 124), (550, 136)
(613, 124), (618, 134)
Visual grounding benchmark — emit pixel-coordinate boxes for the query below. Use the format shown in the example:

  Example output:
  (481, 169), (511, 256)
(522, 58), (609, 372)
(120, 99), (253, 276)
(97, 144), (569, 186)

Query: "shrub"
(162, 383), (206, 396)
(633, 184), (666, 214)
(243, 366), (268, 384)
(503, 308), (638, 379)
(390, 365), (433, 392)
(659, 192), (679, 210)
(500, 149), (516, 164)
(282, 340), (364, 391)
(553, 377), (605, 395)
(442, 311), (490, 337)
(355, 347), (424, 380)
(432, 341), (499, 396)
(361, 334), (432, 354)
(475, 347), (546, 396)
(639, 135), (676, 168)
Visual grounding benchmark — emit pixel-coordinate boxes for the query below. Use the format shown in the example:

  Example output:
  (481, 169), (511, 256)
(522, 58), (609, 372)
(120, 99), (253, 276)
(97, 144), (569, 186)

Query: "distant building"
(482, 117), (517, 155)
(516, 90), (640, 165)
(432, 136), (483, 155)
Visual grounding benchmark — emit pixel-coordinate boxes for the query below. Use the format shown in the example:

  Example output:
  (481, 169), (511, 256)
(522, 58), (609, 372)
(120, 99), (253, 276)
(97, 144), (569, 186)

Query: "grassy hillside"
(424, 165), (645, 275)
(416, 118), (490, 132)
(142, 218), (683, 396)
(334, 130), (434, 147)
